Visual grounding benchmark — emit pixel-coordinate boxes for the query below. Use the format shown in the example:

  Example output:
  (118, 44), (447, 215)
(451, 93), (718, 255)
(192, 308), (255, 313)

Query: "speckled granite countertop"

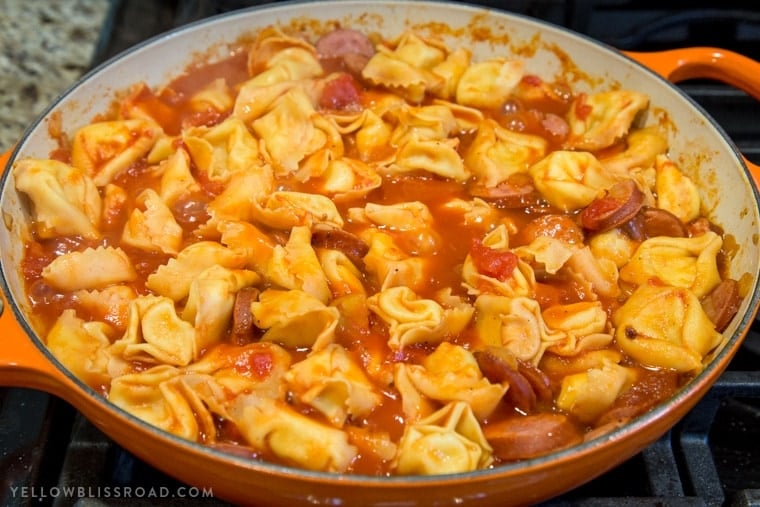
(0, 0), (110, 152)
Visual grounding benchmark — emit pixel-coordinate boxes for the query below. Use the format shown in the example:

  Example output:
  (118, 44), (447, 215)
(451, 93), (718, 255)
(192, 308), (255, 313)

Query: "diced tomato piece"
(522, 74), (543, 86)
(470, 238), (518, 281)
(320, 73), (362, 110)
(574, 92), (592, 120)
(182, 108), (226, 129)
(235, 350), (274, 379)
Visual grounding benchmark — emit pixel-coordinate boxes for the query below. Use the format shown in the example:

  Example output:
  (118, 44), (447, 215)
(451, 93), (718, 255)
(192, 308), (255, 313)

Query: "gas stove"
(2, 1), (760, 506)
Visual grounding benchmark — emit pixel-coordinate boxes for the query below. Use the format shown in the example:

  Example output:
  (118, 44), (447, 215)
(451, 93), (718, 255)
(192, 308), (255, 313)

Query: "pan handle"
(624, 47), (760, 187)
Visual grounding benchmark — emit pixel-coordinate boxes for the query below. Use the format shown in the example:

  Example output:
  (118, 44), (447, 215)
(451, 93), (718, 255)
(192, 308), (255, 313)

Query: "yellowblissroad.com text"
(9, 485), (215, 501)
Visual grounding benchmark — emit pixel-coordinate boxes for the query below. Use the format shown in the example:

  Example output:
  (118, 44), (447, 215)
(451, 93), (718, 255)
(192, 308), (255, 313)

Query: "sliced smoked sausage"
(623, 206), (687, 240)
(701, 278), (742, 332)
(311, 225), (369, 267)
(316, 28), (376, 75)
(475, 347), (552, 413)
(484, 413), (583, 461)
(581, 179), (644, 232)
(231, 287), (260, 345)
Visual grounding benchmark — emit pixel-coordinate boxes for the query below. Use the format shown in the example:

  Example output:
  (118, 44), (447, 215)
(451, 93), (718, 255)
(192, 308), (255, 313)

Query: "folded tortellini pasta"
(398, 342), (506, 420)
(390, 104), (460, 146)
(202, 165), (275, 229)
(474, 294), (565, 366)
(318, 249), (365, 297)
(13, 159), (102, 239)
(394, 401), (494, 475)
(121, 189), (183, 255)
(253, 191), (344, 230)
(654, 154), (701, 223)
(146, 242), (250, 301)
(251, 288), (340, 351)
(564, 90), (649, 151)
(183, 117), (262, 183)
(529, 151), (618, 211)
(387, 137), (469, 181)
(513, 236), (575, 275)
(465, 119), (547, 189)
(362, 31), (447, 103)
(252, 88), (331, 176)
(350, 201), (440, 255)
(542, 301), (613, 355)
(361, 230), (430, 292)
(188, 77), (234, 114)
(619, 231), (722, 298)
(110, 365), (205, 441)
(314, 157), (382, 201)
(42, 246), (137, 291)
(456, 58), (524, 109)
(612, 283), (723, 372)
(110, 364), (247, 443)
(182, 265), (260, 349)
(113, 295), (199, 366)
(556, 359), (637, 423)
(71, 118), (162, 186)
(46, 309), (114, 389)
(367, 286), (474, 350)
(265, 225), (332, 303)
(73, 285), (137, 332)
(230, 395), (357, 472)
(285, 343), (381, 426)
(185, 341), (292, 400)
(156, 148), (200, 205)
(598, 125), (668, 176)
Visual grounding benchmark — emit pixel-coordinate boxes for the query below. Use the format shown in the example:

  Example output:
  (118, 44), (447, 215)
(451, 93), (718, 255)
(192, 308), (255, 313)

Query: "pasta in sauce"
(13, 25), (743, 476)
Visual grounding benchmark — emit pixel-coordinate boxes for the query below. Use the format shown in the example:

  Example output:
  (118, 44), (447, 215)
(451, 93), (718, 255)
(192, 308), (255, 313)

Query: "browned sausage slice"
(316, 28), (376, 59)
(231, 287), (260, 345)
(475, 348), (535, 412)
(701, 278), (742, 332)
(516, 361), (553, 404)
(468, 173), (544, 209)
(517, 213), (585, 245)
(623, 206), (687, 240)
(311, 225), (369, 267)
(541, 113), (569, 141)
(316, 28), (375, 75)
(595, 368), (679, 428)
(686, 217), (715, 237)
(581, 179), (644, 232)
(474, 347), (553, 413)
(639, 206), (688, 238)
(484, 413), (583, 461)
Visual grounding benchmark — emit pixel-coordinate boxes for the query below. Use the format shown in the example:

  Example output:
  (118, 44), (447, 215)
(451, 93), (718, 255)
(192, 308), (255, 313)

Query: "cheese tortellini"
(613, 284), (723, 373)
(395, 401), (494, 475)
(619, 231), (722, 298)
(13, 23), (743, 478)
(13, 159), (102, 239)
